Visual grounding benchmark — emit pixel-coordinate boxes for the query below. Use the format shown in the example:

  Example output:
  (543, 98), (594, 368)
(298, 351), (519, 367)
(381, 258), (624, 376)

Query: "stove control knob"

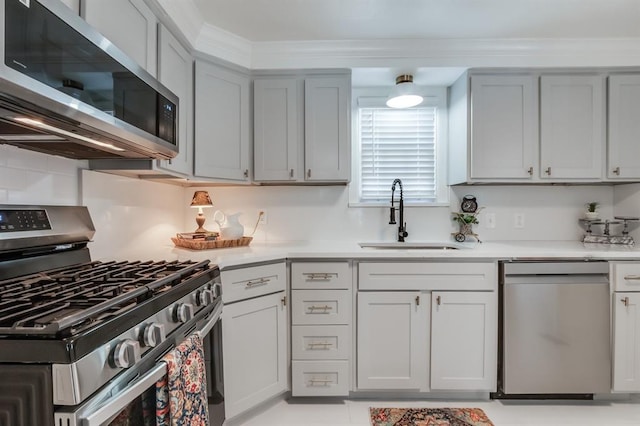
(142, 323), (166, 347)
(212, 283), (222, 299)
(111, 339), (141, 369)
(196, 289), (214, 306)
(173, 303), (194, 323)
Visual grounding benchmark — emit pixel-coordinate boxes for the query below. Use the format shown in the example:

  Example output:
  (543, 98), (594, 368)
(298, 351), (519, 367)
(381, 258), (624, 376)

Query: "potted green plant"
(585, 202), (599, 220)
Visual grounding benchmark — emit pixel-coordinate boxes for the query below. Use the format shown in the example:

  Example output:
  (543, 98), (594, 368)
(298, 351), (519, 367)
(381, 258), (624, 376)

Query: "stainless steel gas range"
(0, 205), (224, 426)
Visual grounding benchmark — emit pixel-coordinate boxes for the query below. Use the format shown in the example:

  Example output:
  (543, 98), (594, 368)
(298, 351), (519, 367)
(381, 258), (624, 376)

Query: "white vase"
(584, 211), (599, 220)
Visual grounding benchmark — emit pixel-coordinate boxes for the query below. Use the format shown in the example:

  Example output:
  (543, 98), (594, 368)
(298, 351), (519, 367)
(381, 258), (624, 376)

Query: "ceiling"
(193, 0), (640, 42)
(187, 0), (640, 86)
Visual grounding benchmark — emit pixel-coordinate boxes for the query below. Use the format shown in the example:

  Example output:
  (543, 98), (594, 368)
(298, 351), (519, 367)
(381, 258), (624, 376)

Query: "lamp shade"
(386, 74), (423, 108)
(190, 191), (213, 208)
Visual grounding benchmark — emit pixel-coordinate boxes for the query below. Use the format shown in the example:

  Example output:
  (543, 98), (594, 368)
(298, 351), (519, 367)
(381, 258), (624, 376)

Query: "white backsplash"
(184, 184), (617, 243)
(81, 170), (185, 261)
(0, 145), (83, 205)
(1, 145), (637, 252)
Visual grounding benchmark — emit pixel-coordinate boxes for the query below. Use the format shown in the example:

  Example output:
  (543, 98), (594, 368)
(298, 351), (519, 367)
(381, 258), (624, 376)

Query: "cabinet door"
(156, 25), (193, 176)
(304, 77), (350, 181)
(431, 291), (497, 391)
(469, 75), (538, 180)
(81, 0), (157, 76)
(608, 75), (640, 179)
(540, 75), (604, 180)
(612, 292), (640, 392)
(357, 292), (428, 390)
(194, 60), (251, 181)
(222, 292), (288, 418)
(254, 78), (299, 181)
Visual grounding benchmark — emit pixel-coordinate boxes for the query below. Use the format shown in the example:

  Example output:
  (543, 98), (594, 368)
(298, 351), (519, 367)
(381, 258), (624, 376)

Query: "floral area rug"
(370, 407), (495, 426)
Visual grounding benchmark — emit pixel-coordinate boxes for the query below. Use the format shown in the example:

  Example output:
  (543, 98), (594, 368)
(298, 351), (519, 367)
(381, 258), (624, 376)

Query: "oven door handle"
(197, 299), (223, 338)
(81, 362), (166, 426)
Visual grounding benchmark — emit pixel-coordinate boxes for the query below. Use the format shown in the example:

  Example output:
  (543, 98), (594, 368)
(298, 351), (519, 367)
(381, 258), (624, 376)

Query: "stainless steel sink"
(358, 242), (464, 250)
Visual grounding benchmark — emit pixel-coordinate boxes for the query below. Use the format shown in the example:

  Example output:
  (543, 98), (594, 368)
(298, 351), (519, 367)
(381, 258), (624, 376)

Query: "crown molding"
(152, 0), (204, 49)
(194, 23), (253, 68)
(192, 21), (640, 69)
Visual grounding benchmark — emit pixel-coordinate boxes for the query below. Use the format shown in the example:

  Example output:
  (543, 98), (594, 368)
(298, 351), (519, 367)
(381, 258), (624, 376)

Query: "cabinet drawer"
(359, 262), (497, 291)
(292, 290), (351, 325)
(291, 262), (351, 290)
(221, 262), (286, 304)
(611, 262), (640, 292)
(292, 361), (349, 396)
(292, 325), (351, 360)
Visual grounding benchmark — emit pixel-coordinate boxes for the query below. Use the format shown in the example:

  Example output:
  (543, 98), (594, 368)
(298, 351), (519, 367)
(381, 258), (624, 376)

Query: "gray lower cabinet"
(194, 59), (251, 182)
(220, 262), (288, 419)
(253, 72), (351, 183)
(290, 261), (352, 396)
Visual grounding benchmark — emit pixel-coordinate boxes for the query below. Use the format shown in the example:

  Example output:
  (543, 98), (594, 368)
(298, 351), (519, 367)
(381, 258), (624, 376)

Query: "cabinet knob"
(243, 169), (249, 178)
(281, 296), (287, 306)
(621, 297), (630, 307)
(436, 295), (441, 306)
(415, 295), (420, 306)
(545, 167), (551, 175)
(527, 166), (533, 176)
(613, 167), (621, 176)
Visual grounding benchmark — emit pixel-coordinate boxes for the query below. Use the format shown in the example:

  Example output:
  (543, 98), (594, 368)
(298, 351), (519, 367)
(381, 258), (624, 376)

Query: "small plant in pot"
(584, 202), (599, 220)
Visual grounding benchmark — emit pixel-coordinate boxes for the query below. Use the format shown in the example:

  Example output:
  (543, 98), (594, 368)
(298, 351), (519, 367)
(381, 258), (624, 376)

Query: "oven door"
(55, 300), (223, 426)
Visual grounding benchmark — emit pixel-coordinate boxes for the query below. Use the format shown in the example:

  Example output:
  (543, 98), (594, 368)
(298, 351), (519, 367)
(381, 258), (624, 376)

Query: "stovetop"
(0, 258), (219, 363)
(0, 259), (211, 336)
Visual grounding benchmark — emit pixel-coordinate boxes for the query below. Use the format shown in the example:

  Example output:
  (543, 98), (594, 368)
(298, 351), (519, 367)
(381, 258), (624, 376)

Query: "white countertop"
(102, 239), (640, 269)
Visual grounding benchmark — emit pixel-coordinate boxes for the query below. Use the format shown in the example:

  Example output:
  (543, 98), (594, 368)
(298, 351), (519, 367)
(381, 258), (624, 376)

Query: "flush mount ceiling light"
(386, 74), (423, 108)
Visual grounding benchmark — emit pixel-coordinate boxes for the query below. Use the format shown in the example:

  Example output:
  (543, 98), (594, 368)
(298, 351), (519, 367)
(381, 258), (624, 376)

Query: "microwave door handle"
(81, 362), (167, 426)
(197, 301), (223, 338)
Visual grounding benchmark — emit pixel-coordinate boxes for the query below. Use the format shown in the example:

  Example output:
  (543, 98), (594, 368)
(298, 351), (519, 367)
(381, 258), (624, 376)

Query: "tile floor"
(227, 396), (640, 425)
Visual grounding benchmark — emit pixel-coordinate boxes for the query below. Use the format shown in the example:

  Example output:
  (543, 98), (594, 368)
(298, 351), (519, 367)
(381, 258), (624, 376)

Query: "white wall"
(182, 184), (615, 243)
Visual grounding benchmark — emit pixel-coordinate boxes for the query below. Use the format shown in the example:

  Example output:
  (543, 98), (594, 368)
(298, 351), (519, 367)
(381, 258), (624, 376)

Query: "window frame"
(349, 86), (449, 207)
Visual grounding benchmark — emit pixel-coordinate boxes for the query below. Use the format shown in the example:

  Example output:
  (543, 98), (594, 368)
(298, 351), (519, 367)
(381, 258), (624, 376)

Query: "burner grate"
(0, 259), (210, 336)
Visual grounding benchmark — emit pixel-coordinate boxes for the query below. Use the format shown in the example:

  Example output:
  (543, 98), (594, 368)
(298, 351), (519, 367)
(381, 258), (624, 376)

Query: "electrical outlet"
(514, 213), (525, 229)
(258, 210), (268, 225)
(485, 213), (496, 229)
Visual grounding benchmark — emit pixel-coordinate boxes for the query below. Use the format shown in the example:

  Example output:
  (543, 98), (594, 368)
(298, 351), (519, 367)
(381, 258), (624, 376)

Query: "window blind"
(359, 107), (437, 203)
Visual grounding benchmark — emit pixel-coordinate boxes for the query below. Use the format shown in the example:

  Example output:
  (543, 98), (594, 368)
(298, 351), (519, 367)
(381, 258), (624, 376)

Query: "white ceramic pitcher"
(213, 211), (244, 240)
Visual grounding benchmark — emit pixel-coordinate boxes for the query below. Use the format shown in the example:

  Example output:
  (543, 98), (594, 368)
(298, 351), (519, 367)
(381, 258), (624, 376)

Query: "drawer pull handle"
(623, 275), (640, 281)
(308, 378), (333, 386)
(622, 297), (630, 307)
(307, 342), (333, 349)
(281, 296), (287, 307)
(613, 166), (621, 176)
(416, 295), (420, 306)
(436, 295), (441, 306)
(304, 273), (336, 281)
(527, 166), (533, 175)
(545, 166), (551, 175)
(245, 278), (270, 288)
(308, 305), (332, 313)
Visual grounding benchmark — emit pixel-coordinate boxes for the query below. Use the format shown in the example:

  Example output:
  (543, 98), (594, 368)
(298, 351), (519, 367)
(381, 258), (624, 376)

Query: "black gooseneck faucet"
(389, 178), (408, 242)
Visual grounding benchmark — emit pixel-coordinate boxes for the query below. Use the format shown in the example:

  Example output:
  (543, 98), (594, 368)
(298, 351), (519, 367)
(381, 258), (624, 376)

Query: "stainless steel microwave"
(0, 0), (179, 159)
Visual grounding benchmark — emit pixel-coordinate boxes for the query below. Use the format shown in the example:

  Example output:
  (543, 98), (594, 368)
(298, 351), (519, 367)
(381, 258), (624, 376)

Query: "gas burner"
(0, 259), (210, 336)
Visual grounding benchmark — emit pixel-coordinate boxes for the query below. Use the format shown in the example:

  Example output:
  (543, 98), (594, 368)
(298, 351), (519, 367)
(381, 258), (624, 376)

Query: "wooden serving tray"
(171, 236), (253, 250)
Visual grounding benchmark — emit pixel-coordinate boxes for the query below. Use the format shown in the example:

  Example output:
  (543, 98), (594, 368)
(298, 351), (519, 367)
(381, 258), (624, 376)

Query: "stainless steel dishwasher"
(494, 261), (611, 398)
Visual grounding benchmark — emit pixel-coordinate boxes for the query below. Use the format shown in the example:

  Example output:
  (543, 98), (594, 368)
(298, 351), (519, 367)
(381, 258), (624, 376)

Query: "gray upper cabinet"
(194, 59), (251, 182)
(81, 0), (157, 77)
(253, 72), (351, 183)
(608, 74), (640, 180)
(469, 75), (538, 180)
(450, 70), (607, 184)
(540, 75), (604, 180)
(253, 78), (300, 181)
(156, 24), (193, 176)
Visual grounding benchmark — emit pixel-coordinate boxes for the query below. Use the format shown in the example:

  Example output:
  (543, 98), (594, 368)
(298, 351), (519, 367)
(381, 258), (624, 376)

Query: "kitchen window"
(349, 87), (449, 206)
